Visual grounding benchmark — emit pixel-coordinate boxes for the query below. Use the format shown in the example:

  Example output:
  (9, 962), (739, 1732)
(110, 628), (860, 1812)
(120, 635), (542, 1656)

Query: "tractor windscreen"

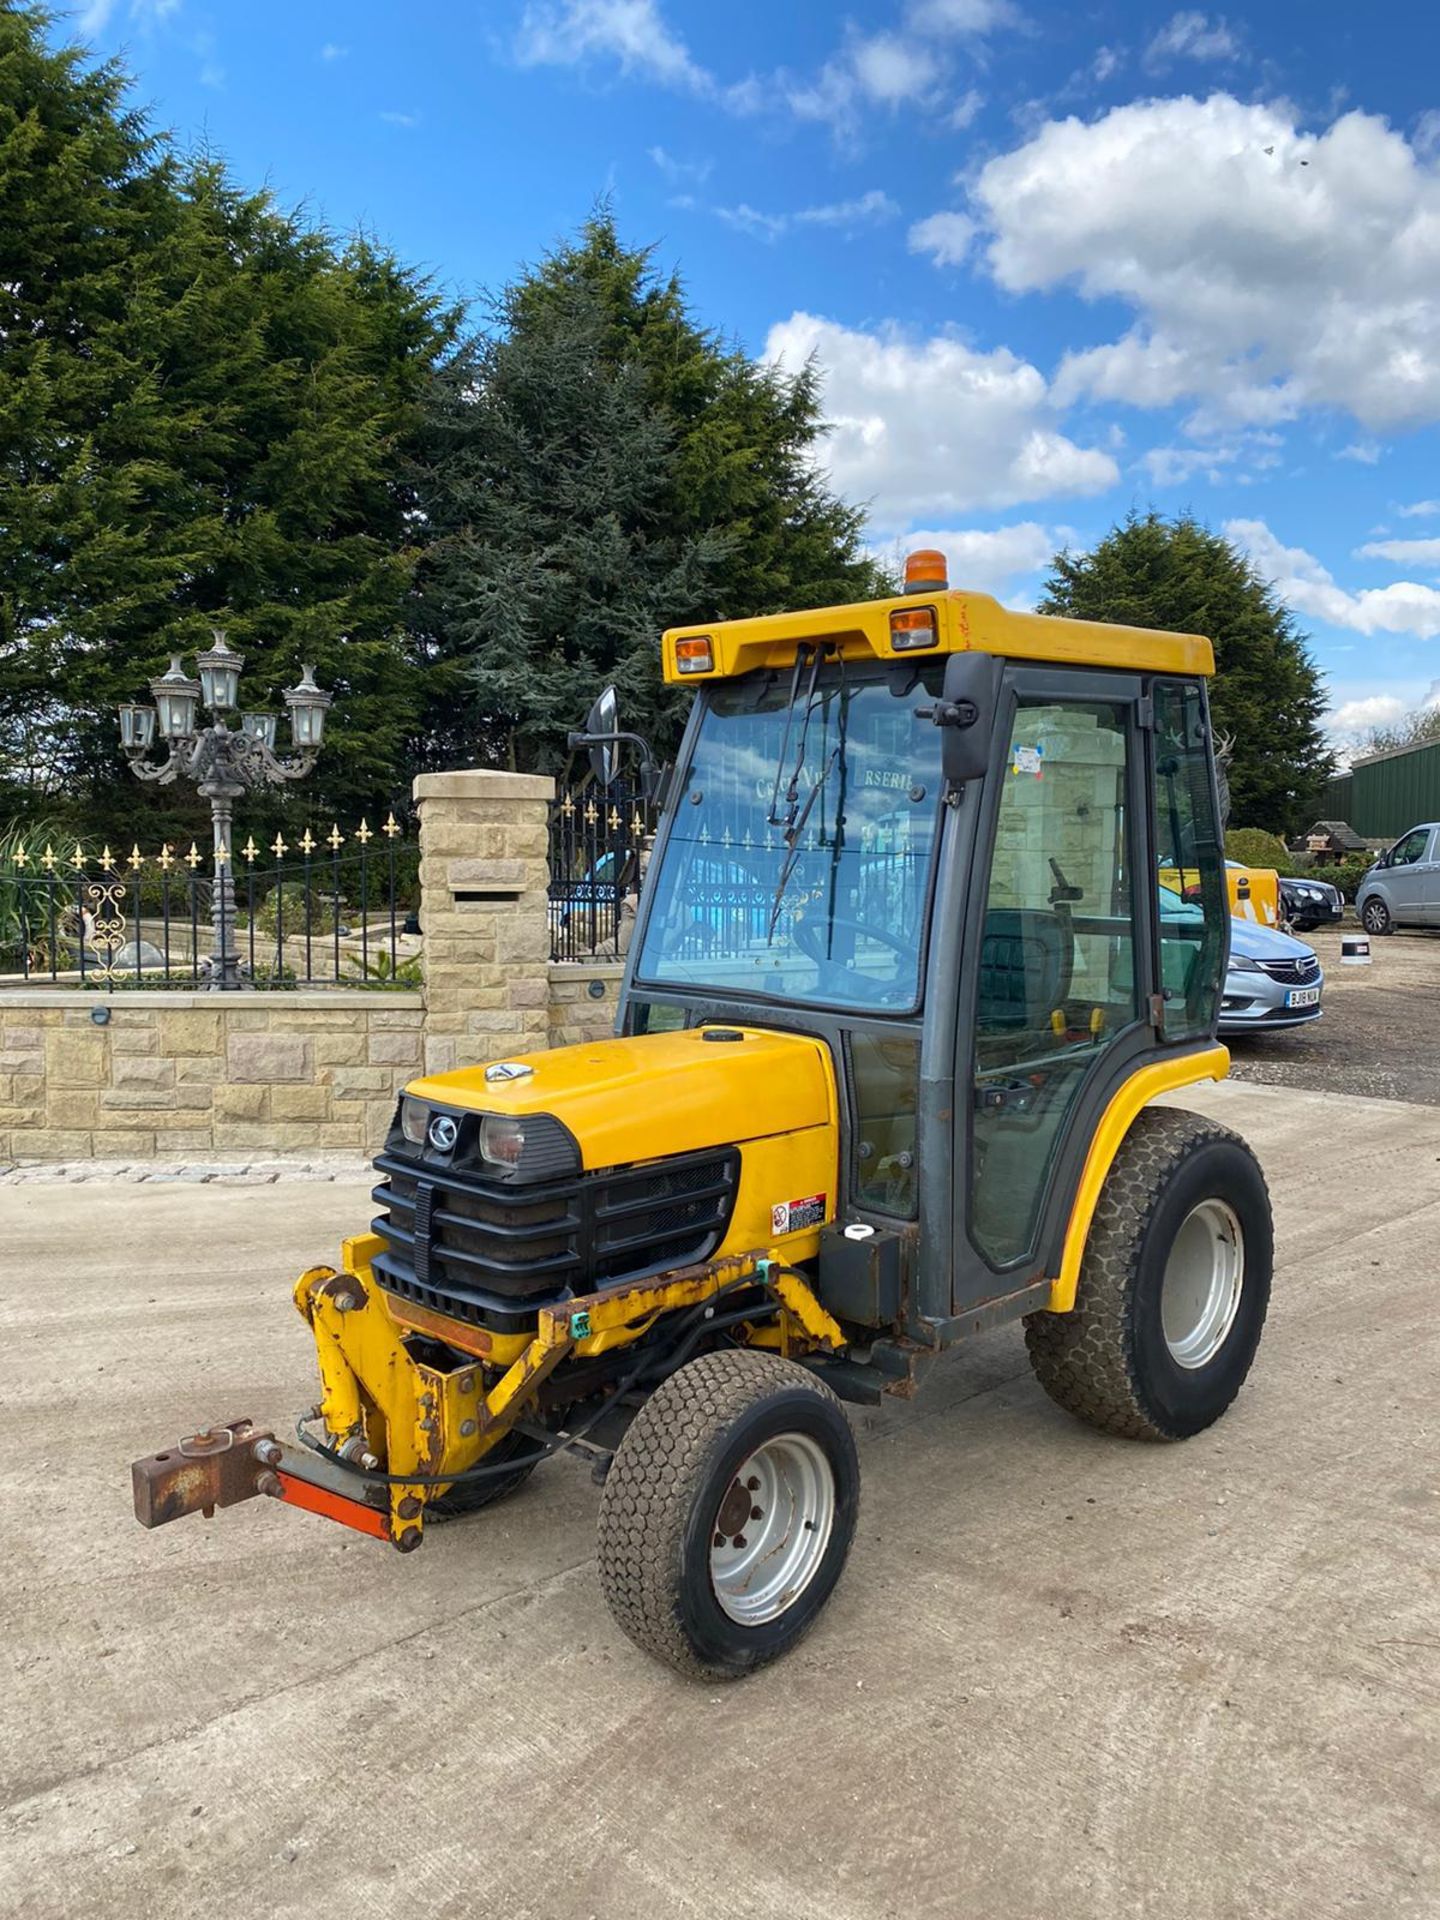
(635, 659), (947, 1014)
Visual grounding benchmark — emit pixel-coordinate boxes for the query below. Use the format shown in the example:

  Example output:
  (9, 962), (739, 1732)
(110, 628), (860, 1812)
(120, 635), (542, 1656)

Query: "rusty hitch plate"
(131, 1419), (275, 1528)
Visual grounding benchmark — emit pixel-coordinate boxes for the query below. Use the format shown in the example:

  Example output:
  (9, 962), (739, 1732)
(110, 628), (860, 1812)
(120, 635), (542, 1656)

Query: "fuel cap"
(701, 1028), (745, 1042)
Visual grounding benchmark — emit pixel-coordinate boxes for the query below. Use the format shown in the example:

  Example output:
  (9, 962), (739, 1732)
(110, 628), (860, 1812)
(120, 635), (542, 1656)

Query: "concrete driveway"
(2, 1080), (1437, 1920)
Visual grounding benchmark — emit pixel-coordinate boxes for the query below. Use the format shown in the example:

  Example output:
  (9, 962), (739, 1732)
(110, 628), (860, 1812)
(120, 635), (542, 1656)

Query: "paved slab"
(1, 1080), (1437, 1920)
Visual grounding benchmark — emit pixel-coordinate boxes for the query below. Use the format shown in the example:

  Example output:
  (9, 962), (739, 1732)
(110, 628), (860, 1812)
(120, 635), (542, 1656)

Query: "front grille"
(1254, 954), (1321, 986)
(370, 1146), (740, 1335)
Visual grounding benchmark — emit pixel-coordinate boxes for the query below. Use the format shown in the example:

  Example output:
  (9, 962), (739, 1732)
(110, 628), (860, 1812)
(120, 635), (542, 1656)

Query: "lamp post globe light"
(118, 632), (333, 990)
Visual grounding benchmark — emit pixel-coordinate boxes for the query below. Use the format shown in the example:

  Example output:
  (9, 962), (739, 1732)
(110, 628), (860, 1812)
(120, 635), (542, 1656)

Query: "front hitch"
(131, 1417), (393, 1542)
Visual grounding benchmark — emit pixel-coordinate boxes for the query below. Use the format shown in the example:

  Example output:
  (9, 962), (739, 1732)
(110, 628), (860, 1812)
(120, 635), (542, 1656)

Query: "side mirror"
(919, 653), (1003, 787)
(581, 685), (618, 789)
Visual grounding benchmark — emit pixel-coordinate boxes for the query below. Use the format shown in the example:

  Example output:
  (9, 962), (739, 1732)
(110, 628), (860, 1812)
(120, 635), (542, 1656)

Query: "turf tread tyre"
(1024, 1108), (1270, 1441)
(597, 1349), (857, 1680)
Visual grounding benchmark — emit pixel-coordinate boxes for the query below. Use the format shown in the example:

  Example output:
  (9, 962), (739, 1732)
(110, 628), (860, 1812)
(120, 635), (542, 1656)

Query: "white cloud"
(906, 0), (1022, 32)
(1227, 518), (1440, 639)
(1091, 46), (1120, 83)
(1144, 12), (1240, 68)
(1140, 437), (1282, 486)
(1330, 694), (1407, 737)
(1356, 536), (1440, 566)
(648, 146), (711, 186)
(788, 31), (940, 122)
(764, 312), (1120, 525)
(81, 0), (181, 34)
(969, 96), (1440, 433)
(516, 0), (711, 94)
(1338, 441), (1381, 464)
(876, 522), (1060, 596)
(950, 87), (984, 130)
(320, 42), (348, 61)
(1399, 499), (1440, 518)
(908, 211), (976, 266)
(380, 110), (419, 127)
(716, 192), (898, 243)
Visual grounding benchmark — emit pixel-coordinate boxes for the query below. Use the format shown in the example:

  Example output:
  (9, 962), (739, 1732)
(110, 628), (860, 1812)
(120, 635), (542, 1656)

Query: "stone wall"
(0, 991), (423, 1162)
(547, 962), (624, 1048)
(0, 769), (630, 1164)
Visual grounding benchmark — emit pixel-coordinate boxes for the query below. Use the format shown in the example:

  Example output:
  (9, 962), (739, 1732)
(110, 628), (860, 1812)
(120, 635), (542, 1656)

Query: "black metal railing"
(548, 784), (655, 962)
(0, 817), (419, 990)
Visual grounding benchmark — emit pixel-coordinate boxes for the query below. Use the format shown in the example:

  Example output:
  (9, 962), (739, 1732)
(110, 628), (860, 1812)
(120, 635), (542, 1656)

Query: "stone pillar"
(414, 770), (556, 1077)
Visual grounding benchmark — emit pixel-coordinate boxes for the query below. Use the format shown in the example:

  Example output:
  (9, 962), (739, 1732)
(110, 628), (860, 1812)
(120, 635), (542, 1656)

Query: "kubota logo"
(426, 1113), (459, 1153)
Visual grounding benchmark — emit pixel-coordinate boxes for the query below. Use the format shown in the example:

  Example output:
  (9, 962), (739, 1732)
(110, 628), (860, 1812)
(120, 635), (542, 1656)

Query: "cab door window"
(1152, 681), (1226, 1039)
(970, 698), (1140, 1267)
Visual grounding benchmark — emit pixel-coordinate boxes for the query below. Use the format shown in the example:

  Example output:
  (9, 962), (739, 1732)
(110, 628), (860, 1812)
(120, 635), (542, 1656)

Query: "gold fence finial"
(356, 817), (373, 845)
(382, 812), (400, 838)
(129, 843), (144, 871)
(242, 836), (258, 862)
(13, 842), (25, 869)
(299, 828), (315, 855)
(271, 832), (288, 859)
(157, 843), (175, 872)
(328, 824), (344, 850)
(185, 842), (202, 870)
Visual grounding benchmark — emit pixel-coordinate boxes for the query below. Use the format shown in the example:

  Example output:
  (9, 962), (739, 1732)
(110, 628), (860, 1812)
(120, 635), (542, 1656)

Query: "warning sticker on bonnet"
(771, 1193), (827, 1235)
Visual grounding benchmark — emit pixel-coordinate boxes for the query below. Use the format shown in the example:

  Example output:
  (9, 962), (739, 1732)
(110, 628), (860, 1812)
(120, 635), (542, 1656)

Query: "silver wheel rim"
(1161, 1197), (1245, 1370)
(709, 1433), (835, 1626)
(1363, 901), (1386, 932)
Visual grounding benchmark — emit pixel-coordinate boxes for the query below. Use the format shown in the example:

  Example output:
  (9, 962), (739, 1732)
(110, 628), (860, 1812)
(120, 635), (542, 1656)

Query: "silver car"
(1219, 915), (1324, 1035)
(1356, 823), (1440, 934)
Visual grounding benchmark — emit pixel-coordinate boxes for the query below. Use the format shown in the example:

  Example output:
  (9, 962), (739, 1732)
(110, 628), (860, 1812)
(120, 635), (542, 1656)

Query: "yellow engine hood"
(405, 1026), (837, 1172)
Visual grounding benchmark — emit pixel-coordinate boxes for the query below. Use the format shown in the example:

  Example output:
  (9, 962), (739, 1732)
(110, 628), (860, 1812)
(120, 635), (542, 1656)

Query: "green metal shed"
(1321, 736), (1440, 840)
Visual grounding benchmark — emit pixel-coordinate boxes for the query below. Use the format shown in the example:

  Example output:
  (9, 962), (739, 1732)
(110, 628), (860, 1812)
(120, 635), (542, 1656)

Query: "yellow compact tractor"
(132, 549), (1272, 1680)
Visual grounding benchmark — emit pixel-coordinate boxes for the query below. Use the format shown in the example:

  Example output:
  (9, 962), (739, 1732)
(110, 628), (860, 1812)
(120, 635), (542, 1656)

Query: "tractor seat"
(977, 909), (1073, 1034)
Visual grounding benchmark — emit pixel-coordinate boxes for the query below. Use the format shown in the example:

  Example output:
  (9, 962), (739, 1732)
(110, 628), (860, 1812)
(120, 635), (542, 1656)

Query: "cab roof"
(662, 586), (1213, 685)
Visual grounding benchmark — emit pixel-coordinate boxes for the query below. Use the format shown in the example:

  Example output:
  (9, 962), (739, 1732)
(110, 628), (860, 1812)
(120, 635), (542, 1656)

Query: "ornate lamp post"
(119, 634), (333, 989)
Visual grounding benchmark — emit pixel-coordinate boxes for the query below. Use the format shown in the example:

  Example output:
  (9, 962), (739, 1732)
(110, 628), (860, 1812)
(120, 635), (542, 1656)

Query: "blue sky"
(67, 0), (1440, 747)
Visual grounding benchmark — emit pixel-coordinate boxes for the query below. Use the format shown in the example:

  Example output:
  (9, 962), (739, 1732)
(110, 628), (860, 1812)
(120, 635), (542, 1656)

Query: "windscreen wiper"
(767, 643), (828, 841)
(765, 645), (847, 945)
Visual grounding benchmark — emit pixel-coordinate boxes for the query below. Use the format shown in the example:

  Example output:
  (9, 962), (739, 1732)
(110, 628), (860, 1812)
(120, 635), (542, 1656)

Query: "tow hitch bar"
(131, 1418), (393, 1543)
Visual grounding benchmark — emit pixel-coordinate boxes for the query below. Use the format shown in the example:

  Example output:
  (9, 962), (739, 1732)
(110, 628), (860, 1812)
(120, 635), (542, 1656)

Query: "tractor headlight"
(478, 1115), (526, 1170)
(400, 1095), (428, 1145)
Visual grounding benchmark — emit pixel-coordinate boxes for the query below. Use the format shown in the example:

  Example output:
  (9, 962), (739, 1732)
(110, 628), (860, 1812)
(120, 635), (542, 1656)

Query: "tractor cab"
(132, 551), (1270, 1685)
(611, 547), (1231, 1340)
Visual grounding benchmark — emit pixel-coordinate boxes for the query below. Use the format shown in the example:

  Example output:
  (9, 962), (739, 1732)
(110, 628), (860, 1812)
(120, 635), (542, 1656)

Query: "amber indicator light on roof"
(903, 548), (949, 592)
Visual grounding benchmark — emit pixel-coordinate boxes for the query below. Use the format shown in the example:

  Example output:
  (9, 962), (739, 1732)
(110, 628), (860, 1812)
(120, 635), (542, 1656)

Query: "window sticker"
(1011, 742), (1044, 778)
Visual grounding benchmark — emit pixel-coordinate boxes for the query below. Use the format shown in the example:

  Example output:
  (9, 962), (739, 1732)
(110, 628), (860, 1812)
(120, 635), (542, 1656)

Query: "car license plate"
(1286, 986), (1320, 1008)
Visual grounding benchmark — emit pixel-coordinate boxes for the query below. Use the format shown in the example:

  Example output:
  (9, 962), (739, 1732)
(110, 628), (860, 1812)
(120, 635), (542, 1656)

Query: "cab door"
(962, 681), (1150, 1277)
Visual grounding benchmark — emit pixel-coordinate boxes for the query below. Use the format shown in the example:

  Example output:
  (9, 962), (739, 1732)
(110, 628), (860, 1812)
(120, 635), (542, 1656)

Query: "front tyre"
(596, 1350), (859, 1680)
(1024, 1109), (1272, 1441)
(1361, 896), (1392, 935)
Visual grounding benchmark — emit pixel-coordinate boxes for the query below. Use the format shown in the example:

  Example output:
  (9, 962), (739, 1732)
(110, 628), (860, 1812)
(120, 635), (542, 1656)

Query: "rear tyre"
(1024, 1108), (1272, 1441)
(596, 1350), (859, 1680)
(1360, 896), (1392, 935)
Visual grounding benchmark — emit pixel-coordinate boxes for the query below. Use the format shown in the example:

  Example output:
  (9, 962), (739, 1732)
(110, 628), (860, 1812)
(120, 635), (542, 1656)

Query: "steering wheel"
(792, 915), (914, 969)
